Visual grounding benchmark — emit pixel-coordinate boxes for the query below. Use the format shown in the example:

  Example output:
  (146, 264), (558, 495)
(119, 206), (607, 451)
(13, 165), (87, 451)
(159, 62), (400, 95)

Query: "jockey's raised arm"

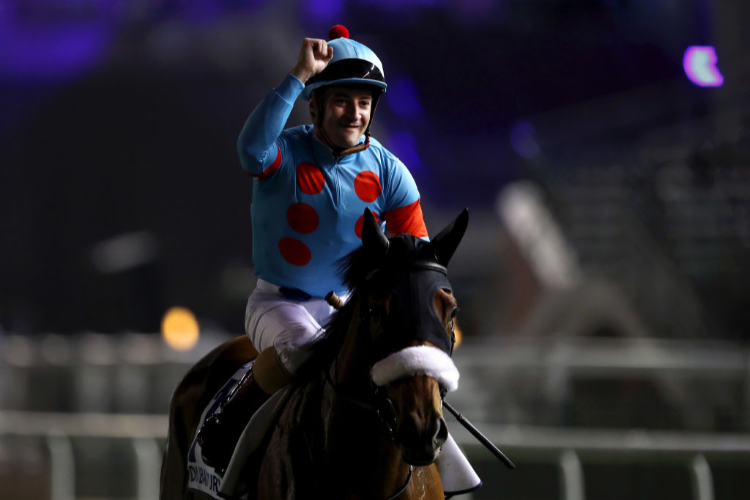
(237, 37), (333, 177)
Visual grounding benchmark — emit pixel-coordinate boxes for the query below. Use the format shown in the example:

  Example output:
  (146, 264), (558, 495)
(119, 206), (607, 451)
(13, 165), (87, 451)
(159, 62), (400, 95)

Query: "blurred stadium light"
(91, 232), (159, 275)
(161, 307), (199, 352)
(684, 46), (725, 87)
(496, 181), (581, 290)
(510, 121), (542, 160)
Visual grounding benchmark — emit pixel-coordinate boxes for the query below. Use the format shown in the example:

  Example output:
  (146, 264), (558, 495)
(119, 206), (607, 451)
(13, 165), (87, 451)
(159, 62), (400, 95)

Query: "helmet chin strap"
(313, 90), (382, 160)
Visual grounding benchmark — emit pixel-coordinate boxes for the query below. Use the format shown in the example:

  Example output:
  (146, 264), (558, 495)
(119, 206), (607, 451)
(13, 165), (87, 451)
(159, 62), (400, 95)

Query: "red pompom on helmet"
(328, 25), (350, 40)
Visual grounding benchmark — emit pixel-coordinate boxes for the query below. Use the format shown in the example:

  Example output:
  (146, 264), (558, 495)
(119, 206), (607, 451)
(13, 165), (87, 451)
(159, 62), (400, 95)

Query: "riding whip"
(443, 400), (515, 470)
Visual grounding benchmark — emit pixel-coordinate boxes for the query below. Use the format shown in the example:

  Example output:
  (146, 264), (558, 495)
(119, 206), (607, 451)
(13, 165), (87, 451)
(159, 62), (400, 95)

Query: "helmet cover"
(301, 26), (387, 101)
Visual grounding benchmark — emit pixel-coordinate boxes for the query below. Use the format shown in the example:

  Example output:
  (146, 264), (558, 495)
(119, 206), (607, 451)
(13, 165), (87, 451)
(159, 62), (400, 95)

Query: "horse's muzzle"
(397, 413), (448, 466)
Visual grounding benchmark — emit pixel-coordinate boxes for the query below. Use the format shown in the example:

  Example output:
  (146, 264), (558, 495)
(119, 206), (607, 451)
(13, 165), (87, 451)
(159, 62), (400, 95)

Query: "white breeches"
(244, 279), (346, 374)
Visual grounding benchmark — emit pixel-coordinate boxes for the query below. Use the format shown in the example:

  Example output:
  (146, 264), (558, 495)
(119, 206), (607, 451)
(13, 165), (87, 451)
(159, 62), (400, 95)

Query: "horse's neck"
(321, 298), (410, 498)
(331, 304), (372, 389)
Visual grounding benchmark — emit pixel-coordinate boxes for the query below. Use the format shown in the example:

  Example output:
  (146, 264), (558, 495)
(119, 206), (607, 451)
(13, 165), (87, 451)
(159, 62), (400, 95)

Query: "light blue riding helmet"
(300, 25), (388, 102)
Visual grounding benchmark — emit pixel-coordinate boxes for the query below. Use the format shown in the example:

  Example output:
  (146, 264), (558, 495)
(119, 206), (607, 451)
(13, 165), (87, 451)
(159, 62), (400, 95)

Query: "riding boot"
(198, 367), (270, 475)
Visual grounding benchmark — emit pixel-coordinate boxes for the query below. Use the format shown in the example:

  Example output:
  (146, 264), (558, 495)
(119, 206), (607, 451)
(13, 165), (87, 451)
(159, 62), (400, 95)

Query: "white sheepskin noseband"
(370, 346), (459, 392)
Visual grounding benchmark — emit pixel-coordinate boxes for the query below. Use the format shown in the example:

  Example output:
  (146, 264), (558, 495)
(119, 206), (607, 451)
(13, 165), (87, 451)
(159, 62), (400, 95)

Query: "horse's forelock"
(310, 234), (444, 374)
(338, 234), (438, 290)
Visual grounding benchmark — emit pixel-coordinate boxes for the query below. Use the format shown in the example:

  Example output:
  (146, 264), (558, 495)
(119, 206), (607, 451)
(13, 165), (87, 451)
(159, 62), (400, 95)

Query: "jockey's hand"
(291, 38), (333, 83)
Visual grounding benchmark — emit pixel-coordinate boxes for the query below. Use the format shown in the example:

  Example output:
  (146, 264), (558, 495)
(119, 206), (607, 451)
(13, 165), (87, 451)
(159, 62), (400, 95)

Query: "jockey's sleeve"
(383, 158), (429, 240)
(385, 199), (428, 239)
(237, 73), (304, 177)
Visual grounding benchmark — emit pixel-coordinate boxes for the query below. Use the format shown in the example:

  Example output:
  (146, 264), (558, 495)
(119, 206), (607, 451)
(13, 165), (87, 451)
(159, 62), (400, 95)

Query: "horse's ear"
(431, 208), (469, 267)
(362, 207), (389, 266)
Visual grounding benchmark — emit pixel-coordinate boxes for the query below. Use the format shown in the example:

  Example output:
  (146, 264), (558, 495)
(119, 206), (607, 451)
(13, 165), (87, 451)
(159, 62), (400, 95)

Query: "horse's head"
(353, 208), (468, 466)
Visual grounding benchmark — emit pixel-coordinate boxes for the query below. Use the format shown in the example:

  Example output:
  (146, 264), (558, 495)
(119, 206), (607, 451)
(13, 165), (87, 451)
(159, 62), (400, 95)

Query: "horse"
(160, 208), (469, 500)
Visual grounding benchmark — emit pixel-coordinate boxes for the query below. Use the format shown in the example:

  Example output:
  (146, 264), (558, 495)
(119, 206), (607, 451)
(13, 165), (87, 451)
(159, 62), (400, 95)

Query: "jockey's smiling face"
(311, 86), (373, 149)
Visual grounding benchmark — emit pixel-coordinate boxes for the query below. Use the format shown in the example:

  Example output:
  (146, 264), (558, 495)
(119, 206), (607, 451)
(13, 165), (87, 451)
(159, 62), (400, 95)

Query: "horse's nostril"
(396, 412), (447, 466)
(435, 417), (448, 446)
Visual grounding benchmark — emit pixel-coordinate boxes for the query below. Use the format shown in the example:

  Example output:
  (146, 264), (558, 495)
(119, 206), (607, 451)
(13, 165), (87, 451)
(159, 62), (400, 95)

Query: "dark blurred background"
(2, 0), (747, 338)
(2, 1), (750, 499)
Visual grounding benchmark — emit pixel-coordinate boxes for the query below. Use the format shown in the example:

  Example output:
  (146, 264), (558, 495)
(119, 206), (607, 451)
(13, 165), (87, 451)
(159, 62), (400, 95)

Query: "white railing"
(0, 411), (166, 500)
(3, 334), (750, 499)
(3, 410), (750, 500)
(449, 336), (750, 430)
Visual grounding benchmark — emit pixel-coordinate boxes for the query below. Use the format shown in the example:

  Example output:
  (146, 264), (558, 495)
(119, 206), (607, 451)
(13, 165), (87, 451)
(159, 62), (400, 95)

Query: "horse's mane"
(293, 244), (370, 382)
(294, 233), (432, 383)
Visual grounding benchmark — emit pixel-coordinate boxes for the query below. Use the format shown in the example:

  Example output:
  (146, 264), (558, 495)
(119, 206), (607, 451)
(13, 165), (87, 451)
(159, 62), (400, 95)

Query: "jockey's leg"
(197, 359), (271, 474)
(244, 280), (341, 386)
(252, 344), (292, 394)
(198, 280), (338, 473)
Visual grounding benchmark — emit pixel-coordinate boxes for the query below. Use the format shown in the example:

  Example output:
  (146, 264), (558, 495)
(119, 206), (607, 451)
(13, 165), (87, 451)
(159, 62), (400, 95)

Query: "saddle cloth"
(188, 363), (482, 499)
(186, 361), (251, 498)
(187, 360), (291, 500)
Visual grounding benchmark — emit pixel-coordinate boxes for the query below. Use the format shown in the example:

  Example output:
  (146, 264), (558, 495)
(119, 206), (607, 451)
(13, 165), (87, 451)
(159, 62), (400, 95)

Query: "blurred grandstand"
(1, 0), (750, 499)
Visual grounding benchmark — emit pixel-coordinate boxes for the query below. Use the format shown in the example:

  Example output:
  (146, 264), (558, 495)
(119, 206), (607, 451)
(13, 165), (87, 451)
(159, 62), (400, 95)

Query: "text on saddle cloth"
(186, 361), (254, 499)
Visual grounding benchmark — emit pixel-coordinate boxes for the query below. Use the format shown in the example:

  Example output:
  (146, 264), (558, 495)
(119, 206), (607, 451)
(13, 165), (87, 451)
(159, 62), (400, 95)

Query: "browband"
(365, 261), (447, 282)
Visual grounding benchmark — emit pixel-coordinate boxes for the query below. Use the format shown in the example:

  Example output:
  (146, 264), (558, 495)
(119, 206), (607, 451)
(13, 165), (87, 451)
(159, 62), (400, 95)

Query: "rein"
(320, 260), (457, 499)
(386, 465), (414, 500)
(323, 322), (398, 436)
(322, 323), (412, 500)
(320, 281), (419, 500)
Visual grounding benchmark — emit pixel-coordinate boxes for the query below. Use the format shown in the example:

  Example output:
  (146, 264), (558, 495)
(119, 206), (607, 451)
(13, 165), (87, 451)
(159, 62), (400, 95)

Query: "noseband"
(325, 260), (460, 435)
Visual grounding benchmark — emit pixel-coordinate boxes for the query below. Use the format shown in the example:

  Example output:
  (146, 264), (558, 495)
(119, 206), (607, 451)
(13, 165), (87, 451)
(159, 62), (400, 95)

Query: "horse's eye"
(449, 308), (458, 320)
(369, 304), (386, 320)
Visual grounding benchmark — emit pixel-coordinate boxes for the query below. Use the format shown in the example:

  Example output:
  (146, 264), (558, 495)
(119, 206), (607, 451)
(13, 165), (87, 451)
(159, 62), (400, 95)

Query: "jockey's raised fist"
(292, 38), (333, 83)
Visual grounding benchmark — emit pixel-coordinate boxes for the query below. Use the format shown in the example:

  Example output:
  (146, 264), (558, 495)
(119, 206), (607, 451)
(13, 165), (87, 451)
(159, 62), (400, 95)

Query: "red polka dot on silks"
(297, 162), (325, 195)
(355, 212), (380, 239)
(279, 238), (312, 266)
(287, 203), (319, 234)
(354, 171), (382, 202)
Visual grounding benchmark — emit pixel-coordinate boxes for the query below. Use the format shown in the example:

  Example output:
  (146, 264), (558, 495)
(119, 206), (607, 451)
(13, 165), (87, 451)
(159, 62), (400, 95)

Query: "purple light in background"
(357, 0), (439, 8)
(510, 121), (541, 159)
(450, 0), (494, 15)
(386, 76), (423, 119)
(182, 0), (225, 24)
(304, 0), (344, 23)
(683, 46), (724, 87)
(386, 130), (422, 172)
(0, 22), (112, 80)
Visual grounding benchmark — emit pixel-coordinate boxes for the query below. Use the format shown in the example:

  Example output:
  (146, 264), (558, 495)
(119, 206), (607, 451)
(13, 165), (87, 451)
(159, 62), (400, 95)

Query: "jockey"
(198, 25), (429, 474)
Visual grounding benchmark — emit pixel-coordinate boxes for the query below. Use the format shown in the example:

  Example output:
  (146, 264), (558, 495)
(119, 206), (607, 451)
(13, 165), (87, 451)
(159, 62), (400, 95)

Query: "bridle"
(326, 260), (456, 422)
(322, 262), (457, 499)
(322, 305), (414, 500)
